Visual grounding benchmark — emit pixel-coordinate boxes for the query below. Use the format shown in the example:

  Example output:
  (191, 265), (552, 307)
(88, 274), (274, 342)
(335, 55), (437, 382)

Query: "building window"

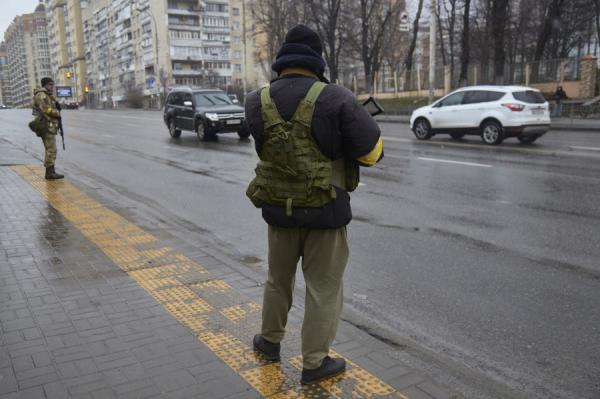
(232, 7), (240, 16)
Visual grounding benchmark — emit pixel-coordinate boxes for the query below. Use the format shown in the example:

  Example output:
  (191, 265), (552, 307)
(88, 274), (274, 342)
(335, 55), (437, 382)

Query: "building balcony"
(167, 7), (202, 16)
(203, 26), (230, 34)
(170, 53), (203, 61)
(172, 69), (205, 77)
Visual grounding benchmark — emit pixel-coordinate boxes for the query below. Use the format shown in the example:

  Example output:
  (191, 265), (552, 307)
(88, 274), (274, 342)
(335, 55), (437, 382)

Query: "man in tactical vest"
(31, 77), (64, 179)
(245, 25), (383, 384)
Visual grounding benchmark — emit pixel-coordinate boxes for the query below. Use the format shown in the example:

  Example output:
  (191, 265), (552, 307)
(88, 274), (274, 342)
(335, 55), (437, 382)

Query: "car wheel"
(169, 119), (181, 138)
(480, 121), (504, 145)
(518, 135), (539, 144)
(449, 132), (465, 140)
(413, 118), (433, 140)
(196, 121), (217, 142)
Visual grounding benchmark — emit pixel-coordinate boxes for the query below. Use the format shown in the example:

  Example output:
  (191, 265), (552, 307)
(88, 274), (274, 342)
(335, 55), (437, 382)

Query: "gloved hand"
(55, 101), (62, 111)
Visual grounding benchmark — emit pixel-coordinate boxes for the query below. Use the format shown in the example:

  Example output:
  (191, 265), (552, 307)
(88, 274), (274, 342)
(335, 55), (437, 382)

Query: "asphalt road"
(1, 109), (599, 399)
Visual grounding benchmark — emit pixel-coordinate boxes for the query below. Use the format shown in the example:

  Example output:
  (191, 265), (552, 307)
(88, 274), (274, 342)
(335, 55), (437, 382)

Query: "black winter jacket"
(245, 74), (381, 229)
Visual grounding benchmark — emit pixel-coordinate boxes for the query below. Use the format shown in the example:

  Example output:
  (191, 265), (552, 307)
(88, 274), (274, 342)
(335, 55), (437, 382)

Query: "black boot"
(301, 356), (346, 385)
(252, 335), (280, 361)
(45, 166), (64, 180)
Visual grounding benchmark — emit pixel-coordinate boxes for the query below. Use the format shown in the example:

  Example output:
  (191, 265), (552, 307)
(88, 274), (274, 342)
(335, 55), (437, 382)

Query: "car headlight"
(205, 113), (219, 122)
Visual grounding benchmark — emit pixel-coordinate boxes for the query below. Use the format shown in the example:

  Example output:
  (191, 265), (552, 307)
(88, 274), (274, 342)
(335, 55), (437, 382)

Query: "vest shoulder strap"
(291, 81), (327, 125)
(260, 85), (285, 129)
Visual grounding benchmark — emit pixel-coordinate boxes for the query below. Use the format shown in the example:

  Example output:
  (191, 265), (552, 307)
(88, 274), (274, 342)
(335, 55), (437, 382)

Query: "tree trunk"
(534, 0), (564, 61)
(404, 0), (425, 89)
(492, 0), (509, 84)
(436, 1), (447, 67)
(459, 0), (471, 86)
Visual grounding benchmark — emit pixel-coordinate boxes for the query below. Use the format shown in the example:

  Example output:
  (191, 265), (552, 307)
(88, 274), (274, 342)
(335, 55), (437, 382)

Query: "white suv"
(410, 86), (550, 145)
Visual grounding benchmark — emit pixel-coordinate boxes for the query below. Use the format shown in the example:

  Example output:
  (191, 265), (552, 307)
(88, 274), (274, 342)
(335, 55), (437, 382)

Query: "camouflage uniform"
(32, 88), (60, 168)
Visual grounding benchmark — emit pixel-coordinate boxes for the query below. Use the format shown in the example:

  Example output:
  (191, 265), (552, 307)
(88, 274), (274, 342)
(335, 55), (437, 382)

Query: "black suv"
(163, 88), (249, 141)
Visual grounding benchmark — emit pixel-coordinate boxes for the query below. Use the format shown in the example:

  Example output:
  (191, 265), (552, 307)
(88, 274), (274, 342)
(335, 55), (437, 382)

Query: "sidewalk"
(375, 114), (600, 131)
(0, 160), (459, 397)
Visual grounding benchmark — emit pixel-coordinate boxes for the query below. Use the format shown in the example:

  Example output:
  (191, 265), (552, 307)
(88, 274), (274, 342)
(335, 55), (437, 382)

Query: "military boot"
(45, 166), (64, 180)
(301, 356), (346, 385)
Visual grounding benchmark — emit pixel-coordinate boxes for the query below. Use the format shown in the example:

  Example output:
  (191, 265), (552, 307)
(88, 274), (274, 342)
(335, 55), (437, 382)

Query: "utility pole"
(428, 0), (437, 103)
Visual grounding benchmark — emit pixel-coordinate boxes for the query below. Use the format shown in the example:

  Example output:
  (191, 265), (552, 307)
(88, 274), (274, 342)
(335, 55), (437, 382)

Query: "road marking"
(12, 165), (409, 399)
(569, 146), (600, 152)
(417, 157), (492, 168)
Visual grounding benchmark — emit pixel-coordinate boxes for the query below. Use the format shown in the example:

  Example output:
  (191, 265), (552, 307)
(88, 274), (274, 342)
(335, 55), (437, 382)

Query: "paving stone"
(418, 381), (459, 399)
(389, 371), (430, 390)
(0, 368), (17, 395)
(13, 386), (46, 399)
(151, 369), (197, 393)
(43, 381), (69, 399)
(400, 386), (436, 399)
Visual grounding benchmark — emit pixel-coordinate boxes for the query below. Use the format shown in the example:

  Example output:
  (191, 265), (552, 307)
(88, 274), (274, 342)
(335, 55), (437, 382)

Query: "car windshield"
(194, 92), (233, 106)
(513, 90), (546, 104)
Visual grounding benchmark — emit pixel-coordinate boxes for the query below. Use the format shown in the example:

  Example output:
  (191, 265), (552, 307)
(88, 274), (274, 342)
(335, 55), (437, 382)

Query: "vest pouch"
(28, 119), (45, 137)
(345, 160), (360, 192)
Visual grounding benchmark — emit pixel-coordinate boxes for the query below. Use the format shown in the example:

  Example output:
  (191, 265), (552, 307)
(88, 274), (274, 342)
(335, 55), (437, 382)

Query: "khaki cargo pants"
(261, 225), (349, 369)
(40, 133), (57, 168)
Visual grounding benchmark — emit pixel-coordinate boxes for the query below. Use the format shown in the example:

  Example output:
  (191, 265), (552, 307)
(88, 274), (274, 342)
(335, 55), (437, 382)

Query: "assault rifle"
(58, 117), (66, 151)
(55, 101), (65, 150)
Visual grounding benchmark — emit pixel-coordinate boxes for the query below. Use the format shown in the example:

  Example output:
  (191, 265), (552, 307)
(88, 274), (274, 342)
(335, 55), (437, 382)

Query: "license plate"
(226, 119), (240, 125)
(531, 109), (544, 115)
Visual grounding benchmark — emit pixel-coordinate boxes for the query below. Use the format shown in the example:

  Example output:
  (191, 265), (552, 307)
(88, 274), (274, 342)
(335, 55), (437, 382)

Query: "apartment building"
(229, 0), (266, 94)
(3, 4), (53, 108)
(0, 43), (8, 106)
(44, 0), (88, 103)
(169, 0), (231, 88)
(81, 0), (237, 108)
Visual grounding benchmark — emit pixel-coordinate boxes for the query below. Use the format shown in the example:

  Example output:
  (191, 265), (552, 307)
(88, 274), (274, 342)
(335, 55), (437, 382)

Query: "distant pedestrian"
(245, 25), (383, 384)
(553, 86), (567, 117)
(31, 78), (64, 180)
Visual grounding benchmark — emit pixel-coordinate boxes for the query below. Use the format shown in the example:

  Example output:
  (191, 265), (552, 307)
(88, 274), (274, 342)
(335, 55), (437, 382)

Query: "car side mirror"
(183, 101), (193, 108)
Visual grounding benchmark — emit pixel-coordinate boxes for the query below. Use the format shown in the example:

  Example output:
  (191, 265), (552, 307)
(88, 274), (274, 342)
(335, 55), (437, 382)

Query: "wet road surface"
(1, 109), (599, 399)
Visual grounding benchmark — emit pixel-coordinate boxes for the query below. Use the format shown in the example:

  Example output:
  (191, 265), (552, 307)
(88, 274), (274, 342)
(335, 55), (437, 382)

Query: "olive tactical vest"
(246, 81), (357, 216)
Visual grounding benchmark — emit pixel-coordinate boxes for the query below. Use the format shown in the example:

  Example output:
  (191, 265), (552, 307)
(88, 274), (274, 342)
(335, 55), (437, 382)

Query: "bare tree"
(348, 0), (402, 93)
(403, 0), (425, 89)
(249, 0), (306, 80)
(307, 0), (346, 83)
(533, 0), (567, 61)
(595, 0), (600, 45)
(491, 0), (509, 83)
(458, 0), (471, 86)
(383, 7), (408, 81)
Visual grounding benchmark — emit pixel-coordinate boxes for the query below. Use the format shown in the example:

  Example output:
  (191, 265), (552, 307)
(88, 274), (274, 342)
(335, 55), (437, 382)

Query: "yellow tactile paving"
(192, 279), (232, 293)
(221, 303), (262, 323)
(13, 165), (413, 399)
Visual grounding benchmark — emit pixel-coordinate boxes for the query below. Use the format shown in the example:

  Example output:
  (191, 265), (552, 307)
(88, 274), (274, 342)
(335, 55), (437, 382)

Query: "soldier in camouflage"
(32, 77), (64, 179)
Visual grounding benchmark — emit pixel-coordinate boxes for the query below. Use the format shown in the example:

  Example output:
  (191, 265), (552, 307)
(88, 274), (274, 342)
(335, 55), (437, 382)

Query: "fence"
(341, 57), (593, 99)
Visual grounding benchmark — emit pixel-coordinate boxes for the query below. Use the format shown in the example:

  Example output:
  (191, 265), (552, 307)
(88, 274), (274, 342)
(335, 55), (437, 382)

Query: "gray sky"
(1, 0), (40, 41)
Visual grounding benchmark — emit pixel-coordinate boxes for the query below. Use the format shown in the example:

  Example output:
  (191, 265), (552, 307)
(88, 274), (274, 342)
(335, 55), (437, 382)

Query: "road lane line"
(569, 146), (600, 152)
(12, 164), (408, 399)
(417, 157), (492, 168)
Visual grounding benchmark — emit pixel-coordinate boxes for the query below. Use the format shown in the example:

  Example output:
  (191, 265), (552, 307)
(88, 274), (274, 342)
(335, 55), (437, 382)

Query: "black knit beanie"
(272, 25), (327, 79)
(41, 77), (54, 87)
